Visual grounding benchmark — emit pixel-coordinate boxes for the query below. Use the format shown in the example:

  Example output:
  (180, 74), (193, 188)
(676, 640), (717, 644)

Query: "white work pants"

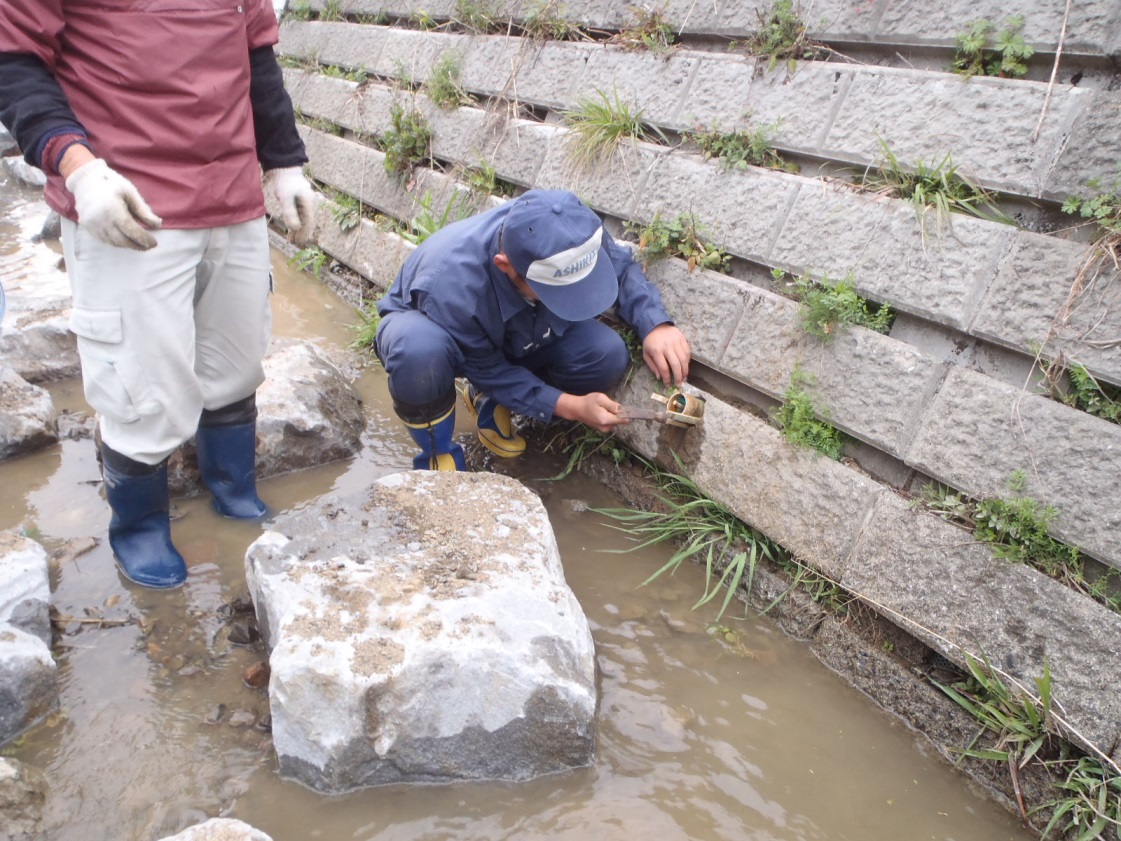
(61, 217), (272, 465)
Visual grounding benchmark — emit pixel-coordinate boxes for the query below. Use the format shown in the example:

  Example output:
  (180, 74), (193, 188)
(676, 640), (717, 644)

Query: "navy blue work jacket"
(377, 201), (672, 421)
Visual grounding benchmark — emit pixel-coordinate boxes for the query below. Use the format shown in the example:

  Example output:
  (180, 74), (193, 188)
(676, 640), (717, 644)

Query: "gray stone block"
(874, 0), (1121, 54)
(579, 47), (699, 129)
(769, 183), (1013, 330)
(737, 61), (852, 155)
(845, 491), (1121, 758)
(636, 152), (797, 264)
(493, 40), (597, 111)
(969, 232), (1121, 387)
(459, 35), (527, 99)
(671, 53), (756, 132)
(370, 27), (460, 84)
(905, 366), (1121, 571)
(302, 128), (417, 220)
(1045, 92), (1121, 201)
(825, 70), (1086, 197)
(712, 283), (946, 457)
(295, 20), (387, 72)
(276, 20), (331, 60)
(614, 370), (884, 580)
(483, 114), (555, 188)
(645, 259), (748, 368)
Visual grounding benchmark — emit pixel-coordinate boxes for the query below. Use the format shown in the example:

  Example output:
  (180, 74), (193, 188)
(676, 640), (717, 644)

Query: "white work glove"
(265, 166), (319, 244)
(65, 158), (162, 251)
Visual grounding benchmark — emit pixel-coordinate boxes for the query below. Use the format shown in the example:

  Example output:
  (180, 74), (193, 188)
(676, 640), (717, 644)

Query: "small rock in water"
(243, 661), (269, 689)
(204, 704), (227, 725)
(228, 709), (257, 728)
(227, 619), (261, 646)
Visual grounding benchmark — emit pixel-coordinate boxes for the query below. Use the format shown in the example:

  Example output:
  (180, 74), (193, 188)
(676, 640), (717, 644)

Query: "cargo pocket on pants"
(68, 307), (160, 424)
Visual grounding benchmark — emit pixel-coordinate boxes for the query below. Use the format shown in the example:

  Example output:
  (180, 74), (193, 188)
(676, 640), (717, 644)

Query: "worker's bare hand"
(643, 323), (691, 386)
(555, 392), (631, 433)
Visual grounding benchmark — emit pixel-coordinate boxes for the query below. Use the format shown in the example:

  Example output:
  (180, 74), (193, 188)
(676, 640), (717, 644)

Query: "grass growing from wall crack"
(688, 119), (798, 173)
(952, 16), (1034, 79)
(382, 104), (433, 178)
(427, 53), (473, 109)
(778, 269), (895, 339)
(773, 367), (844, 459)
(743, 0), (826, 69)
(563, 87), (665, 172)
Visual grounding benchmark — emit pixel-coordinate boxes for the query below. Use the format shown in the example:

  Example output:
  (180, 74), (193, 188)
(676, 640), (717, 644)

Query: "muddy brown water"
(0, 173), (1034, 840)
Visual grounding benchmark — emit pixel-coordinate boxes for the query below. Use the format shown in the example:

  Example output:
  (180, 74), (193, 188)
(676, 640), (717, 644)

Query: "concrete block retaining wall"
(278, 12), (1121, 762)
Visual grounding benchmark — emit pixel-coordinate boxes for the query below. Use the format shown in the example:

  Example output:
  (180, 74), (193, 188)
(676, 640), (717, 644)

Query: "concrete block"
(738, 62), (852, 155)
(825, 70), (1086, 197)
(370, 28), (460, 84)
(636, 153), (797, 264)
(769, 183), (1013, 330)
(536, 134), (669, 221)
(672, 53), (756, 132)
(419, 99), (491, 166)
(874, 0), (1121, 54)
(845, 491), (1121, 758)
(645, 259), (748, 368)
(493, 40), (597, 111)
(905, 366), (1121, 571)
(302, 127), (419, 221)
(276, 20), (333, 60)
(717, 288), (946, 457)
(614, 370), (885, 580)
(715, 0), (887, 41)
(292, 20), (388, 72)
(970, 232), (1121, 387)
(1045, 92), (1121, 201)
(579, 46), (700, 129)
(486, 115), (556, 188)
(459, 34), (522, 98)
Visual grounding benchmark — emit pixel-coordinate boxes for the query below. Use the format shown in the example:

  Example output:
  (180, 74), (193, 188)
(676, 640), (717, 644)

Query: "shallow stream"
(0, 170), (1035, 841)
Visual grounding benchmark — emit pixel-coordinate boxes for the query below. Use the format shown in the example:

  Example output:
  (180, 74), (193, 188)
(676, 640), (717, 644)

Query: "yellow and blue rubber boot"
(405, 406), (466, 471)
(462, 385), (526, 458)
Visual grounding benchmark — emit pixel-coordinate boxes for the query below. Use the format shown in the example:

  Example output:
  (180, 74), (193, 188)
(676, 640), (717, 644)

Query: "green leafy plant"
(410, 9), (440, 30)
(952, 16), (1034, 78)
(1037, 756), (1121, 841)
(614, 6), (677, 54)
(523, 0), (585, 40)
(354, 12), (389, 25)
(936, 652), (1053, 768)
(330, 194), (362, 232)
(427, 53), (473, 109)
(400, 190), (473, 245)
(625, 212), (730, 273)
(290, 245), (328, 275)
(689, 119), (798, 173)
(453, 0), (500, 33)
(460, 160), (514, 199)
(321, 63), (368, 83)
(864, 139), (1008, 240)
(542, 428), (629, 481)
(773, 367), (844, 459)
(782, 269), (894, 339)
(1041, 357), (1121, 424)
(596, 460), (781, 622)
(1063, 173), (1121, 239)
(382, 104), (432, 177)
(743, 0), (824, 69)
(563, 87), (664, 171)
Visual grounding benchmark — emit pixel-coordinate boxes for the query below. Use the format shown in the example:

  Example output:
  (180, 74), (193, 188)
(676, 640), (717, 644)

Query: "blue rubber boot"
(462, 385), (526, 459)
(101, 444), (188, 589)
(196, 395), (268, 520)
(405, 406), (466, 471)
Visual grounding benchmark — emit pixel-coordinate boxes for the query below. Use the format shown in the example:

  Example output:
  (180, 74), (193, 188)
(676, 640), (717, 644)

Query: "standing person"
(0, 1), (319, 589)
(376, 189), (690, 470)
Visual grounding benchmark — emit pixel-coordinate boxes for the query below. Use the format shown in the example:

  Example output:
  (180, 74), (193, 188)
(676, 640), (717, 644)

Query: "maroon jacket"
(0, 0), (298, 228)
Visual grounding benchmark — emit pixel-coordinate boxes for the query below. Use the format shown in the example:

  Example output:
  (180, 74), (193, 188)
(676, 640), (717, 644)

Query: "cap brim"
(527, 247), (618, 321)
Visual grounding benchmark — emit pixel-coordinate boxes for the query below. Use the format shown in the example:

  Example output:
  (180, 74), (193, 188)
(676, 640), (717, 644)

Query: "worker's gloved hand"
(65, 158), (162, 251)
(265, 166), (318, 244)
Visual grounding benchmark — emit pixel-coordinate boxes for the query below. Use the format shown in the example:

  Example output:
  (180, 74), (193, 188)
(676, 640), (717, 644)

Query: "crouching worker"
(375, 190), (691, 470)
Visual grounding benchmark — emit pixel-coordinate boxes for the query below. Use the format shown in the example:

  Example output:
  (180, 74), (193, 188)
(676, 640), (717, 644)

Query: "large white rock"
(157, 818), (273, 841)
(0, 626), (57, 746)
(0, 530), (51, 646)
(0, 367), (57, 461)
(245, 471), (597, 793)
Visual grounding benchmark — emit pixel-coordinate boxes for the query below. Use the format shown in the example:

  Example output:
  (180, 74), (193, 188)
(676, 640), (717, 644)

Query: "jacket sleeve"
(604, 229), (673, 340)
(249, 45), (308, 171)
(0, 2), (86, 170)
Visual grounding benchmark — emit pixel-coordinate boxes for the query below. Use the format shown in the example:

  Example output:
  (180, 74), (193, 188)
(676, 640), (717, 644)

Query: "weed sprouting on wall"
(1040, 358), (1121, 425)
(522, 0), (587, 41)
(773, 367), (844, 459)
(688, 119), (798, 173)
(862, 140), (1008, 241)
(625, 212), (730, 273)
(290, 245), (328, 276)
(919, 474), (1121, 615)
(742, 0), (825, 70)
(382, 104), (433, 178)
(399, 190), (474, 245)
(952, 16), (1034, 79)
(330, 193), (362, 232)
(427, 53), (473, 109)
(612, 6), (677, 55)
(562, 87), (664, 171)
(778, 269), (895, 340)
(453, 0), (503, 34)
